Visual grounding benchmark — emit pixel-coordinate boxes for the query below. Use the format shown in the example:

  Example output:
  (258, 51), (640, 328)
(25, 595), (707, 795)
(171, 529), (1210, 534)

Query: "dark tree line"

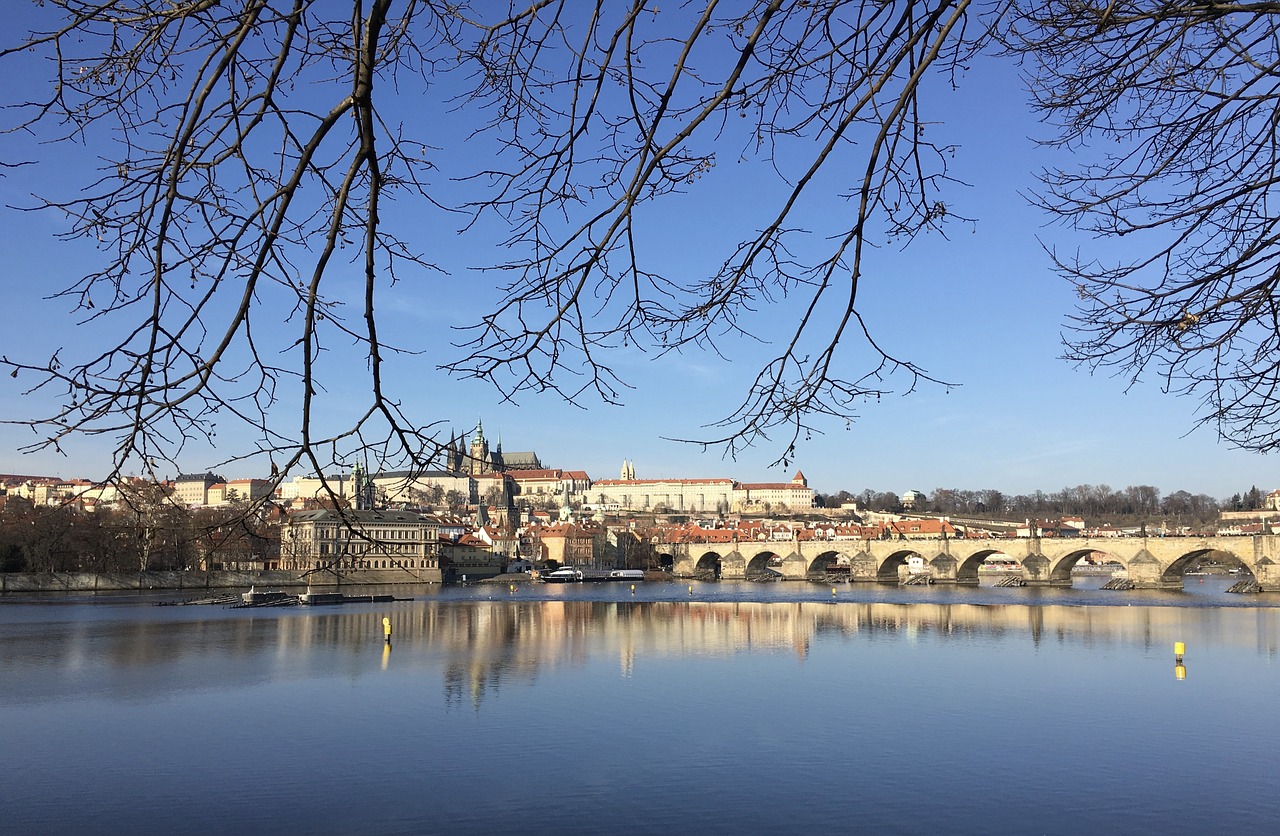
(0, 496), (278, 573)
(817, 484), (1238, 524)
(923, 485), (1222, 522)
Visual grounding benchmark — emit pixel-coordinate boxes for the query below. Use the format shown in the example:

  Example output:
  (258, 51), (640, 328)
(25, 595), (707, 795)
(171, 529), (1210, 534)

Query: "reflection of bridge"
(656, 535), (1280, 590)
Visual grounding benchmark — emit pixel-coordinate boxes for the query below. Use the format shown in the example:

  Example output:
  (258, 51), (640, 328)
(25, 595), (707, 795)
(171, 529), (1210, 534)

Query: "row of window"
(315, 542), (434, 555)
(308, 558), (437, 570)
(291, 526), (435, 541)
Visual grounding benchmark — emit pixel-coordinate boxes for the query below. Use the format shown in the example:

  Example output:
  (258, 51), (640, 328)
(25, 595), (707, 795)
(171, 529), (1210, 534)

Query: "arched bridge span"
(655, 535), (1280, 590)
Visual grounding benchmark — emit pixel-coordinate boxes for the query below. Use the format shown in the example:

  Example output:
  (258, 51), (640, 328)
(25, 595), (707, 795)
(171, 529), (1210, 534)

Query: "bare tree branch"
(1, 0), (986, 484)
(1005, 1), (1280, 450)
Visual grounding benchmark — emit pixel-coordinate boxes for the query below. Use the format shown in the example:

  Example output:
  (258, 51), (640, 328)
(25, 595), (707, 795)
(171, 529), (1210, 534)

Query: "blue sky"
(0, 7), (1272, 501)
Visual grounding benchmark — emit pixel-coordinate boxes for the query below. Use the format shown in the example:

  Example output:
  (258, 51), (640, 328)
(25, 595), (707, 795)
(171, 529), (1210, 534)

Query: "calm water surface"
(2, 577), (1278, 835)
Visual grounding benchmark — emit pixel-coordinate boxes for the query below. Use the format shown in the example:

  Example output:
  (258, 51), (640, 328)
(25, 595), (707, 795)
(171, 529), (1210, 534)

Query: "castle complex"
(591, 462), (814, 514)
(146, 420), (818, 516)
(445, 418), (542, 476)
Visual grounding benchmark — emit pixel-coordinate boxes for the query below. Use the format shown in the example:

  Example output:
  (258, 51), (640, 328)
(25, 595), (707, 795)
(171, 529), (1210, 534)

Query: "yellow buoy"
(630, 584), (636, 593)
(832, 587), (837, 596)
(688, 585), (693, 595)
(382, 616), (392, 643)
(1174, 641), (1185, 661)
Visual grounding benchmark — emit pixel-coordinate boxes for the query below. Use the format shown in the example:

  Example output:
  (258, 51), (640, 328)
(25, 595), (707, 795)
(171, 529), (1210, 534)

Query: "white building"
(733, 471), (815, 512)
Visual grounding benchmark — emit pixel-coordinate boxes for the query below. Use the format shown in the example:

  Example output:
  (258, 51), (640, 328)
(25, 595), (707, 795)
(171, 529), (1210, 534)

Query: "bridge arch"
(693, 550), (724, 579)
(1158, 546), (1252, 585)
(745, 550), (783, 578)
(957, 550), (1024, 583)
(955, 549), (1021, 584)
(877, 548), (926, 582)
(1048, 548), (1123, 585)
(807, 549), (857, 577)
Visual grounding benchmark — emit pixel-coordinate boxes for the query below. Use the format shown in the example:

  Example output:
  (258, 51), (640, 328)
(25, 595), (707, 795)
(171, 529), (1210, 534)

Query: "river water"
(2, 576), (1277, 834)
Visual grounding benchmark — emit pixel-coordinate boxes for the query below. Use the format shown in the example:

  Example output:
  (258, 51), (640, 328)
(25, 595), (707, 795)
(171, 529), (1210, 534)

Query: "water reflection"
(4, 599), (1277, 710)
(4, 594), (1280, 836)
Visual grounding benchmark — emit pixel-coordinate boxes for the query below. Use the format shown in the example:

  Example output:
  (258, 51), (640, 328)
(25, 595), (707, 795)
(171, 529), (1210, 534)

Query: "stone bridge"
(656, 535), (1280, 590)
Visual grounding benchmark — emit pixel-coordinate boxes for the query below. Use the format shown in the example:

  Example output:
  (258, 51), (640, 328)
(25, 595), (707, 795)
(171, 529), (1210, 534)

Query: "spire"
(469, 417), (491, 475)
(352, 462), (375, 510)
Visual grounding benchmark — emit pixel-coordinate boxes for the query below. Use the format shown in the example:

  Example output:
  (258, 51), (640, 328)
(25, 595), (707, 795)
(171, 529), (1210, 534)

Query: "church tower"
(352, 462), (376, 510)
(492, 433), (505, 472)
(468, 419), (491, 476)
(446, 433), (465, 474)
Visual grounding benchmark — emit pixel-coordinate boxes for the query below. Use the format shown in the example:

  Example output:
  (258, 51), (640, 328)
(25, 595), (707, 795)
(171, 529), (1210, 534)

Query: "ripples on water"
(2, 577), (1277, 835)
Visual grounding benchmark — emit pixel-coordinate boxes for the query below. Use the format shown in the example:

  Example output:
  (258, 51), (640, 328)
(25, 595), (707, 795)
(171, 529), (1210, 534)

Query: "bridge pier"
(1022, 554), (1052, 585)
(779, 552), (807, 579)
(850, 552), (878, 582)
(1253, 556), (1280, 591)
(929, 553), (959, 583)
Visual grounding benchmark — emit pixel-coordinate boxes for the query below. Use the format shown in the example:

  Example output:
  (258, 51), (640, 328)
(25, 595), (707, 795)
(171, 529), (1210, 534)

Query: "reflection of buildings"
(14, 600), (1278, 713)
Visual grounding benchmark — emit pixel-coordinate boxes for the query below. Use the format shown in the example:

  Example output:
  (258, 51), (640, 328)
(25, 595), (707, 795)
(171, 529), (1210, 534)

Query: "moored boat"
(298, 590), (406, 605)
(541, 567), (646, 583)
(298, 590), (346, 605)
(241, 587), (290, 605)
(541, 567), (584, 583)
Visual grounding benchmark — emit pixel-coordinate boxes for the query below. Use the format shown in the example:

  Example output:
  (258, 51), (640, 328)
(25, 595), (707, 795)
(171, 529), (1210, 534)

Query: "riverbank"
(0, 568), (434, 593)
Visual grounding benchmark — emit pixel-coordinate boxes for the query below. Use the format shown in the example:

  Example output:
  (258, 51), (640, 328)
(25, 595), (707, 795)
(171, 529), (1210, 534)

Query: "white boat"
(542, 567), (645, 583)
(541, 567), (584, 583)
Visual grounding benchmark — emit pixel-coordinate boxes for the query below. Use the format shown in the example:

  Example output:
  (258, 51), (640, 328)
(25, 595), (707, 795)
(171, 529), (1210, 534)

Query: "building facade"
(280, 509), (442, 580)
(590, 468), (814, 514)
(173, 473), (224, 507)
(733, 471), (815, 512)
(589, 476), (736, 514)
